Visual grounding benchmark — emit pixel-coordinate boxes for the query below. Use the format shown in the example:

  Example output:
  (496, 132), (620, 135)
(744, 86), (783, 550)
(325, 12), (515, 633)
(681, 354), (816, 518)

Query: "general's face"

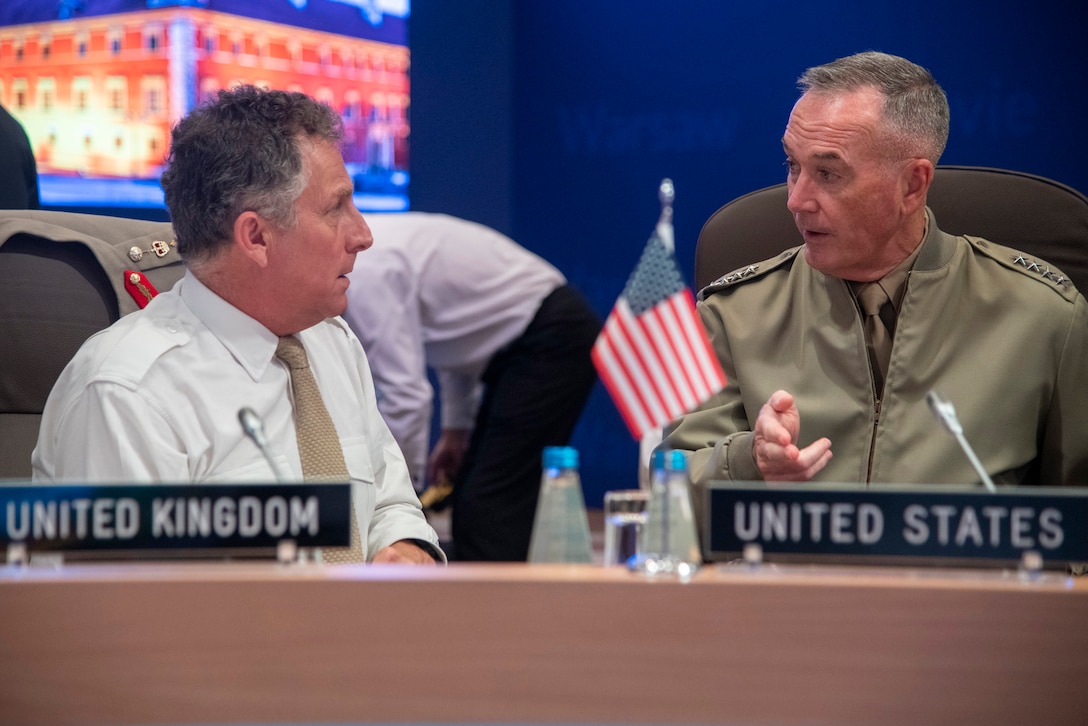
(267, 139), (372, 331)
(782, 87), (911, 281)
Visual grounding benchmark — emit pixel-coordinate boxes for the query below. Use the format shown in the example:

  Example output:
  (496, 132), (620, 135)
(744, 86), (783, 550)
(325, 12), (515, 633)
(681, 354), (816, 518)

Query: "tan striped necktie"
(276, 336), (363, 563)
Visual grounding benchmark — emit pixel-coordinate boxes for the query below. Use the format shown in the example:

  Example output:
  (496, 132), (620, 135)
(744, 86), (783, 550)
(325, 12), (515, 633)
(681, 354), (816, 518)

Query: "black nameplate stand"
(704, 482), (1088, 574)
(1, 482), (352, 565)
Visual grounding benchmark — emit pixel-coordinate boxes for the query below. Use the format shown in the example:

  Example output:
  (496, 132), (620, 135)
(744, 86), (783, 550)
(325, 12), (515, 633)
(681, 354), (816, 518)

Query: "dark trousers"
(450, 285), (601, 561)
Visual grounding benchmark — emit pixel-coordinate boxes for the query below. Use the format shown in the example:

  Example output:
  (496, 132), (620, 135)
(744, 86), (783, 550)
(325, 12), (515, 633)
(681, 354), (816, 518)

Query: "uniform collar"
(849, 212), (927, 313)
(913, 207), (958, 272)
(179, 270), (280, 382)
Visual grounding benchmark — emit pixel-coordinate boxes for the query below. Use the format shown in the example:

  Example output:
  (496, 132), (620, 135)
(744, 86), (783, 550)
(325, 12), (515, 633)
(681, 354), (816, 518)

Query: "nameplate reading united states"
(704, 483), (1088, 565)
(0, 483), (351, 552)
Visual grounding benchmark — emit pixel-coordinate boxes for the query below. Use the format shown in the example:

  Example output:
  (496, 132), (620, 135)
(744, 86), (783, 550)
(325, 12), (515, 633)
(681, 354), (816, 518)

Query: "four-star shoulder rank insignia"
(721, 264), (760, 285)
(701, 249), (798, 298)
(1012, 253), (1070, 287)
(124, 270), (160, 309)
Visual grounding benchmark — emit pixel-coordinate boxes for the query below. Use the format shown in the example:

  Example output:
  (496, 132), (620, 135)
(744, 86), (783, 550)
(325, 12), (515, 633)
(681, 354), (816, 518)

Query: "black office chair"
(0, 210), (185, 479)
(694, 165), (1088, 291)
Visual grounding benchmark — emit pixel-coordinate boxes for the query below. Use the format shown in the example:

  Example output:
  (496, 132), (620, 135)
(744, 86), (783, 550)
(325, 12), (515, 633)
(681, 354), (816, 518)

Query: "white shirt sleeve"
(437, 370), (482, 431)
(342, 257), (432, 488)
(33, 380), (189, 483)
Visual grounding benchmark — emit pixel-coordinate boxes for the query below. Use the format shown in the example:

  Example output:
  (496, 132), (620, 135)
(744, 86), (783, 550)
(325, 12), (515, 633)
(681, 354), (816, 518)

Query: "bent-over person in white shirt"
(343, 212), (600, 561)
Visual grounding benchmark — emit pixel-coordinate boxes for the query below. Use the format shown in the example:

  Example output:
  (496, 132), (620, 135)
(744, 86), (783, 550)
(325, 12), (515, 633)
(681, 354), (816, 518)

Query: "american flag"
(592, 219), (727, 440)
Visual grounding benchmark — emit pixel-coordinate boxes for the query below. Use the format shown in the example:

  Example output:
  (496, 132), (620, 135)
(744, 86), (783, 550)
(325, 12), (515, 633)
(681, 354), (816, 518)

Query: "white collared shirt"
(32, 271), (440, 560)
(342, 212), (565, 486)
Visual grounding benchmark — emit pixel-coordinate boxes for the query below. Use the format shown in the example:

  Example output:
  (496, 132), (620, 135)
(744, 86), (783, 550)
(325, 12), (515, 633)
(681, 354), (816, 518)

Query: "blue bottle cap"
(543, 446), (579, 469)
(651, 449), (687, 471)
(651, 449), (666, 470)
(666, 450), (688, 472)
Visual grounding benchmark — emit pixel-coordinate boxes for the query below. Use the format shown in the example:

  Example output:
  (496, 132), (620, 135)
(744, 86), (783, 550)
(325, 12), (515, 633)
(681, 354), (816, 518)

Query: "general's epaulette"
(698, 247), (800, 301)
(965, 236), (1080, 302)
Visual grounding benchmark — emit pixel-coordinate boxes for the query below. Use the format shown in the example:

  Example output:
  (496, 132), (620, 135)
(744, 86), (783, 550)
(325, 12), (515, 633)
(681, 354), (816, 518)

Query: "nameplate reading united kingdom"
(704, 483), (1088, 566)
(0, 483), (351, 552)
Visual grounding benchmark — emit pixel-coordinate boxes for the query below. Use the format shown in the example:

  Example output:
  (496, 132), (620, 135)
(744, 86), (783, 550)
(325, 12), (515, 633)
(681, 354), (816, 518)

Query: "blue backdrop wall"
(413, 0), (1087, 504)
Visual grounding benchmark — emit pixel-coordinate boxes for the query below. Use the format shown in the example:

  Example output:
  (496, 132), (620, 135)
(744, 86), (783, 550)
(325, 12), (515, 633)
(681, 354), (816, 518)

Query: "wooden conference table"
(1, 559), (1086, 726)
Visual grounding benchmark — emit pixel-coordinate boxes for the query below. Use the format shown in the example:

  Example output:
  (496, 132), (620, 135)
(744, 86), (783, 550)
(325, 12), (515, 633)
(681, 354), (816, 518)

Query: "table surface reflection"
(1, 560), (1086, 726)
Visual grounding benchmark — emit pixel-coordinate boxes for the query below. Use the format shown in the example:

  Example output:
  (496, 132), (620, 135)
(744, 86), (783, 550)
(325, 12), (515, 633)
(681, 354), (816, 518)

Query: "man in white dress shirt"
(343, 212), (600, 561)
(32, 86), (441, 564)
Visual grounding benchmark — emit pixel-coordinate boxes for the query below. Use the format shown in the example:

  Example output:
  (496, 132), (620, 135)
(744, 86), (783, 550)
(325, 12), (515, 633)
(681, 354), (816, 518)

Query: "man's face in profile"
(265, 139), (373, 332)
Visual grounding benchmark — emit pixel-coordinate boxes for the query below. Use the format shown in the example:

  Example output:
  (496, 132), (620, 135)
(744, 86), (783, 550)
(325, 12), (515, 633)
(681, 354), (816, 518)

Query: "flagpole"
(657, 178), (675, 253)
(591, 176), (726, 442)
(654, 180), (675, 562)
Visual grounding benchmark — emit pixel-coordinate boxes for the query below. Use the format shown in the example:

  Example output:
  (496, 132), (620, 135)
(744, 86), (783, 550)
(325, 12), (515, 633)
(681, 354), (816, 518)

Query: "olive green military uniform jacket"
(0, 209), (183, 317)
(661, 209), (1088, 490)
(0, 209), (184, 479)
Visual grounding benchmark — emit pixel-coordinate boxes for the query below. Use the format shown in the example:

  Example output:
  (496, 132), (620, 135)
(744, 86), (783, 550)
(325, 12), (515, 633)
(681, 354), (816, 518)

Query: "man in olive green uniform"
(661, 52), (1088, 490)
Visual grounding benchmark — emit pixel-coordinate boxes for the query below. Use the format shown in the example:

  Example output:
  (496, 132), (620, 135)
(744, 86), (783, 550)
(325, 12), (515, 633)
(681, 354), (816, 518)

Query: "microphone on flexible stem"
(925, 390), (996, 493)
(238, 407), (288, 483)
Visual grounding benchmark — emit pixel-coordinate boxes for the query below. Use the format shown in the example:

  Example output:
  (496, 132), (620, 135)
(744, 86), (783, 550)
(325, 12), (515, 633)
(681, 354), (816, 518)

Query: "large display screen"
(0, 0), (410, 212)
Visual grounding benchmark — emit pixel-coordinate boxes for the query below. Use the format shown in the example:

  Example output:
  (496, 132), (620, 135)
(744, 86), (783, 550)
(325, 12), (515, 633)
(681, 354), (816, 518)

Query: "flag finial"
(658, 178), (675, 227)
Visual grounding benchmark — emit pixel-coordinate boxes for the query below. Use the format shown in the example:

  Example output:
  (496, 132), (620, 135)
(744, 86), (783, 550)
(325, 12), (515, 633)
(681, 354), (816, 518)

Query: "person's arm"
(372, 539), (439, 564)
(427, 371), (480, 485)
(436, 370), (480, 433)
(1044, 292), (1088, 487)
(427, 426), (470, 488)
(33, 381), (188, 482)
(660, 304), (831, 484)
(659, 301), (763, 483)
(347, 334), (447, 564)
(362, 417), (447, 563)
(342, 264), (432, 489)
(372, 363), (432, 489)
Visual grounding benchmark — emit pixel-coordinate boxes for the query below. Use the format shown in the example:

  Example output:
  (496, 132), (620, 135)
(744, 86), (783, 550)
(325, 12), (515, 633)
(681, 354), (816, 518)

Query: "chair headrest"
(694, 166), (1088, 292)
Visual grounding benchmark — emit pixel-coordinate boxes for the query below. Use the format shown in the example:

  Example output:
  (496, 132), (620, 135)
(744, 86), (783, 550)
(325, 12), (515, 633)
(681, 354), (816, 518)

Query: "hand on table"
(371, 540), (437, 565)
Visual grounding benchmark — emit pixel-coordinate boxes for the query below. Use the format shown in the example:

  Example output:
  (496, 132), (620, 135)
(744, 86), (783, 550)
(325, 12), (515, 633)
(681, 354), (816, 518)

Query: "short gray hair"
(798, 51), (949, 163)
(160, 85), (344, 267)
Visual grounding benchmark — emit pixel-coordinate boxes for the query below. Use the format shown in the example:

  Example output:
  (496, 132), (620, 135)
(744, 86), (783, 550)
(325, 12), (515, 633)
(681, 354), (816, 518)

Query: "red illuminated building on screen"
(0, 4), (408, 198)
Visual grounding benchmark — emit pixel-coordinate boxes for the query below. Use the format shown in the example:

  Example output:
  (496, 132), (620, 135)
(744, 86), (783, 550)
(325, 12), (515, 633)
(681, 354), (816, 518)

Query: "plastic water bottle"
(527, 446), (593, 563)
(630, 449), (701, 578)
